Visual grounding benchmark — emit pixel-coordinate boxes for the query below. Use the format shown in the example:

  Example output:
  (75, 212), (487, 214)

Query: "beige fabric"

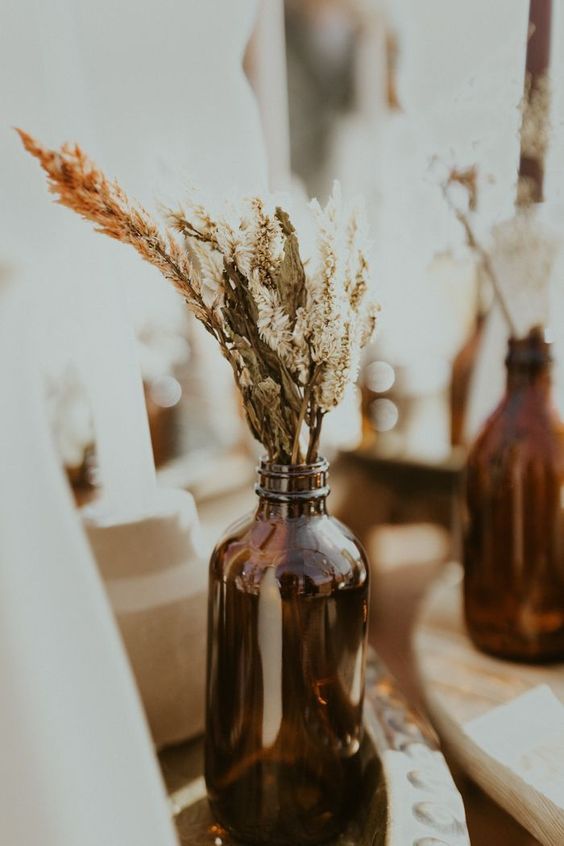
(83, 489), (208, 749)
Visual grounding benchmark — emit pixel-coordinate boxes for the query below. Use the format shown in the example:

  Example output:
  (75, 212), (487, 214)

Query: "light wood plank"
(414, 564), (564, 846)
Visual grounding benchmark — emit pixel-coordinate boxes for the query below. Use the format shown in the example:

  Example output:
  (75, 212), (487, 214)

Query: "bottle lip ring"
(257, 456), (329, 476)
(254, 484), (330, 502)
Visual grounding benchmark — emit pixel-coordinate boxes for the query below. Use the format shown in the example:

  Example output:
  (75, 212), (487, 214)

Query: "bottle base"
(208, 800), (344, 846)
(206, 753), (362, 846)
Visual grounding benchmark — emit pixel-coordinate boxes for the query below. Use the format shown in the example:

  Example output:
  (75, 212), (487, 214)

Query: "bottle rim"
(255, 456), (330, 501)
(258, 456), (329, 475)
(506, 329), (552, 369)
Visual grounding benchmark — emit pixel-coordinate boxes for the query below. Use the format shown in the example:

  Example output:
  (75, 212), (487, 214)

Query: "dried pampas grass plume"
(16, 129), (208, 323)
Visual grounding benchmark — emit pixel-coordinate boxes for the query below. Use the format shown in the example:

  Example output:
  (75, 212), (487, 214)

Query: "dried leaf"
(273, 208), (307, 323)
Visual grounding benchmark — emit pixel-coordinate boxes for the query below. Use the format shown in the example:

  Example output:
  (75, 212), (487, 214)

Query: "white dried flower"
(215, 217), (240, 265)
(301, 183), (379, 412)
(491, 207), (560, 337)
(307, 193), (347, 361)
(238, 197), (285, 282)
(315, 322), (353, 411)
(253, 285), (293, 358)
(187, 240), (225, 308)
(288, 306), (311, 385)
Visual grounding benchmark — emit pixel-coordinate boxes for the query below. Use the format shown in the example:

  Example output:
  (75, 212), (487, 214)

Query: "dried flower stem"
(442, 180), (518, 336)
(291, 365), (321, 464)
(306, 409), (325, 464)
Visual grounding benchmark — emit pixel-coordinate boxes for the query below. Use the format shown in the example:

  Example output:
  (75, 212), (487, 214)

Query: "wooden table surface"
(413, 564), (564, 846)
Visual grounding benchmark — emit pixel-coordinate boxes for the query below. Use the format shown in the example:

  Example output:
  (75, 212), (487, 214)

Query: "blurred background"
(2, 1), (564, 842)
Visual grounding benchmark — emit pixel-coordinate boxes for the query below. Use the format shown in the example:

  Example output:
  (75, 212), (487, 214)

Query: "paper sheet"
(465, 684), (564, 809)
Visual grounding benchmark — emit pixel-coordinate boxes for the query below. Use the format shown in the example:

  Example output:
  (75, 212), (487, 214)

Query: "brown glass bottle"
(463, 328), (564, 661)
(205, 458), (369, 845)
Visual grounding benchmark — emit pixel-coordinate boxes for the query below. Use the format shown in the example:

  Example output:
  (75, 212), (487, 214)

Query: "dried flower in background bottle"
(464, 327), (564, 661)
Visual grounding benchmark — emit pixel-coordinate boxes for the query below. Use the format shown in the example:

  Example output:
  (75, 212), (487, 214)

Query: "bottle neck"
(255, 458), (329, 518)
(505, 331), (552, 395)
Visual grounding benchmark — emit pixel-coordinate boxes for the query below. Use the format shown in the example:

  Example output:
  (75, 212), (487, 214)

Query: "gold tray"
(159, 652), (469, 845)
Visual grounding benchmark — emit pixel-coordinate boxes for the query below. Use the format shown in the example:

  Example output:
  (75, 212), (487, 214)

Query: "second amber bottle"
(464, 329), (564, 661)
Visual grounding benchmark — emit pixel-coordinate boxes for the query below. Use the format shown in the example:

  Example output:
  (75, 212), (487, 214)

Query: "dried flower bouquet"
(18, 130), (379, 464)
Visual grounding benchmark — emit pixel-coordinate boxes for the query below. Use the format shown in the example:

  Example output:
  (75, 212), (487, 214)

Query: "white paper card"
(464, 685), (564, 809)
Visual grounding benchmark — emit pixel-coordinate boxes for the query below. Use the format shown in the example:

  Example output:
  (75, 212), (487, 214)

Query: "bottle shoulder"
(469, 392), (564, 469)
(210, 511), (368, 595)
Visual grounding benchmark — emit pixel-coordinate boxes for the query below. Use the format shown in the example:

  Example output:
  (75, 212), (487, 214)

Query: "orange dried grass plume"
(16, 129), (207, 321)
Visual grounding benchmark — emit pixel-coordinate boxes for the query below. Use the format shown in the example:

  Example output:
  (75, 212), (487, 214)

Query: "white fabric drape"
(0, 277), (178, 846)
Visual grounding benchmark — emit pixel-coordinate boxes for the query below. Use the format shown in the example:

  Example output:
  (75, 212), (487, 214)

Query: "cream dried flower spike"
(18, 131), (380, 464)
(444, 167), (562, 341)
(489, 207), (560, 338)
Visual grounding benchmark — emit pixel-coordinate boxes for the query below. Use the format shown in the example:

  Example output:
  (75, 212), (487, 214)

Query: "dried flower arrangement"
(18, 130), (380, 464)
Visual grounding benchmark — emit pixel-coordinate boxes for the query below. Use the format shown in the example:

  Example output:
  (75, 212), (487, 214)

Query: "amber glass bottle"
(463, 328), (564, 661)
(205, 458), (369, 845)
